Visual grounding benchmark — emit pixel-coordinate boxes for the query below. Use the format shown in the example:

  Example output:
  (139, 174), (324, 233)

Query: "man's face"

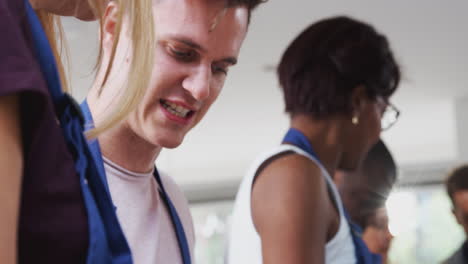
(362, 207), (393, 258)
(452, 190), (468, 236)
(125, 0), (249, 149)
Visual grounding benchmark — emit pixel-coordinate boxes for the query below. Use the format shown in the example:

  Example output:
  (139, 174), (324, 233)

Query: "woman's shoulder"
(0, 0), (48, 98)
(251, 145), (329, 220)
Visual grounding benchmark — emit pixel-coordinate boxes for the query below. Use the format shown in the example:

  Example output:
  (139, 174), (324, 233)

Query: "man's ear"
(101, 1), (119, 51)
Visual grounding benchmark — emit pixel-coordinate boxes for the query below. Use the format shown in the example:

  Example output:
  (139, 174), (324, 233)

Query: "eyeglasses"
(381, 102), (400, 131)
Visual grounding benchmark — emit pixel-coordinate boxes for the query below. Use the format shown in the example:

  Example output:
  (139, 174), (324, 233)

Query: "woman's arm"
(0, 95), (23, 264)
(252, 154), (330, 264)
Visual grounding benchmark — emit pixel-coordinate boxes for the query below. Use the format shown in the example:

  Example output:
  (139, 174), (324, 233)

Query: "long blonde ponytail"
(38, 0), (155, 139)
(86, 0), (155, 138)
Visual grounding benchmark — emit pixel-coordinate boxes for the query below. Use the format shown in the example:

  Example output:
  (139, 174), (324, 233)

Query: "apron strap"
(282, 128), (318, 158)
(24, 1), (68, 111)
(25, 3), (132, 262)
(80, 100), (112, 194)
(345, 211), (382, 264)
(78, 101), (132, 263)
(154, 169), (192, 264)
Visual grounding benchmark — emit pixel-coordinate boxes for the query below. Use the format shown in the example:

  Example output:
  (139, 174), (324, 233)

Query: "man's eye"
(212, 65), (227, 75)
(168, 46), (196, 61)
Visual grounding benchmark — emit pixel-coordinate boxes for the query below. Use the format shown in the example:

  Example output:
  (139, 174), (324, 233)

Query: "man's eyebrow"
(174, 37), (205, 52)
(221, 57), (237, 66)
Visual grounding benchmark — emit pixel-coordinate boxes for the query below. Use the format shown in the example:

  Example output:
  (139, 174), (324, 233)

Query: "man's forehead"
(155, 1), (248, 53)
(154, 0), (227, 15)
(154, 0), (247, 25)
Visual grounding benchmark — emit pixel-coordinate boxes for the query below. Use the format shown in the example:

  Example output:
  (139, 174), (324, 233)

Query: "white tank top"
(227, 145), (356, 264)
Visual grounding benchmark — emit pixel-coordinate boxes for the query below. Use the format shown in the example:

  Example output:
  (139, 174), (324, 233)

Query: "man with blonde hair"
(82, 0), (265, 263)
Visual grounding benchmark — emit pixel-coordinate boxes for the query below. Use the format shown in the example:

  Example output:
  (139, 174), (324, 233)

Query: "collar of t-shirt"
(102, 157), (154, 180)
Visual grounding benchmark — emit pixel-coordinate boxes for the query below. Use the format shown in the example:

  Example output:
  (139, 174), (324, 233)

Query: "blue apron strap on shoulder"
(24, 1), (62, 101)
(153, 169), (192, 264)
(344, 209), (382, 264)
(79, 100), (132, 262)
(281, 128), (380, 264)
(25, 3), (132, 263)
(80, 100), (112, 193)
(282, 128), (318, 158)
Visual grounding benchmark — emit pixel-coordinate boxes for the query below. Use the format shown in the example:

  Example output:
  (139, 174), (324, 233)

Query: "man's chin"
(159, 138), (184, 149)
(74, 11), (97, 21)
(74, 1), (98, 21)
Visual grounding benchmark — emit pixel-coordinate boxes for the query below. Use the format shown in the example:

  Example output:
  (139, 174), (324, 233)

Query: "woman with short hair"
(228, 16), (401, 264)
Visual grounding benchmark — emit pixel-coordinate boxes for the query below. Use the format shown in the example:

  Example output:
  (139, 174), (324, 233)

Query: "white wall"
(62, 0), (468, 186)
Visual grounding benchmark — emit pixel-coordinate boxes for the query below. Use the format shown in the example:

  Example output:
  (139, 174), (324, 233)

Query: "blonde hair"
(38, 0), (155, 139)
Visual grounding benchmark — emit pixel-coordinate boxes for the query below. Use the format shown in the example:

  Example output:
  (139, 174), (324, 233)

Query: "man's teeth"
(162, 101), (191, 118)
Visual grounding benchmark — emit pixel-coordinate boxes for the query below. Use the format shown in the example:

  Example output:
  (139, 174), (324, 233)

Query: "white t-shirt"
(227, 145), (356, 264)
(103, 157), (195, 264)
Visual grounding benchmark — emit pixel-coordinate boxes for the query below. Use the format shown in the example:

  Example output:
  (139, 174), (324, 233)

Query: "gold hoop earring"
(352, 116), (359, 125)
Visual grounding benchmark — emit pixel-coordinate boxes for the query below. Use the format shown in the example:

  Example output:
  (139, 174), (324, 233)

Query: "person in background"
(444, 165), (468, 264)
(361, 207), (393, 263)
(0, 0), (157, 262)
(82, 0), (266, 263)
(335, 139), (397, 264)
(228, 16), (401, 264)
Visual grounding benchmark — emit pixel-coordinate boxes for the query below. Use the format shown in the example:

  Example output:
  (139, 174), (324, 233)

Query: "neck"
(87, 94), (161, 174)
(290, 114), (345, 176)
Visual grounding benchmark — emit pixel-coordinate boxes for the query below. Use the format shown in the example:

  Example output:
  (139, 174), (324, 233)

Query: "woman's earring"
(352, 116), (359, 125)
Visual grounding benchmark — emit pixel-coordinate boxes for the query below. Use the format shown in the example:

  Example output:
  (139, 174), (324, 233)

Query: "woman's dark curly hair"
(278, 16), (400, 117)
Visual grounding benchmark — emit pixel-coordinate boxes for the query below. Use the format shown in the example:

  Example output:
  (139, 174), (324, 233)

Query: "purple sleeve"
(0, 0), (48, 98)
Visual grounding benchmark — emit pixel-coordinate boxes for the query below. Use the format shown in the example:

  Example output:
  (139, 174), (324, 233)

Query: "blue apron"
(81, 101), (192, 264)
(282, 128), (381, 264)
(25, 3), (132, 263)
